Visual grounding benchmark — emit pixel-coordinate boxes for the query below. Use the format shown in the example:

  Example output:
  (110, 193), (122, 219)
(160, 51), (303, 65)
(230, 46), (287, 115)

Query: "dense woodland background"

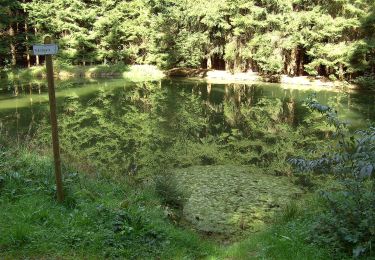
(0, 0), (374, 79)
(1, 1), (375, 258)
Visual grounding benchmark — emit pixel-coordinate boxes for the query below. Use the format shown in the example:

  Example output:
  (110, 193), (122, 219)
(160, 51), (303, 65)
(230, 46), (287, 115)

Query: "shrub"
(353, 74), (375, 89)
(155, 174), (184, 209)
(310, 181), (375, 258)
(289, 96), (375, 258)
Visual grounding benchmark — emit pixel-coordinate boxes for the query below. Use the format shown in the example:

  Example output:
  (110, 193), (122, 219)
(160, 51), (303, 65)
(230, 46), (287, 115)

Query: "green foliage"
(155, 174), (184, 209)
(0, 146), (215, 259)
(289, 97), (375, 258)
(291, 95), (375, 180)
(1, 0), (375, 80)
(310, 181), (375, 258)
(353, 74), (375, 89)
(249, 33), (284, 74)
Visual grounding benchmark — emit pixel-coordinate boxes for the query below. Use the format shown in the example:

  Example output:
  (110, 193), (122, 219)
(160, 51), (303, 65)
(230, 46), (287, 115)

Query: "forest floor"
(0, 145), (333, 259)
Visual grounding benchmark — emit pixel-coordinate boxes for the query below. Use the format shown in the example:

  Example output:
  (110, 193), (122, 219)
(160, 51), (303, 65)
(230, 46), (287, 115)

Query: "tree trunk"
(233, 53), (241, 72)
(35, 28), (39, 65)
(233, 39), (242, 73)
(286, 48), (297, 76)
(296, 47), (304, 76)
(207, 55), (212, 69)
(225, 60), (230, 71)
(338, 63), (344, 80)
(9, 26), (16, 66)
(14, 84), (19, 96)
(25, 22), (30, 68)
(250, 59), (258, 72)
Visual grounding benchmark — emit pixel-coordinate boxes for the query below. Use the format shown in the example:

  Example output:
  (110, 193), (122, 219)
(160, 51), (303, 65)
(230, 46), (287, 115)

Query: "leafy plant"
(310, 181), (375, 258)
(353, 74), (375, 89)
(104, 207), (168, 258)
(155, 174), (184, 209)
(289, 96), (375, 258)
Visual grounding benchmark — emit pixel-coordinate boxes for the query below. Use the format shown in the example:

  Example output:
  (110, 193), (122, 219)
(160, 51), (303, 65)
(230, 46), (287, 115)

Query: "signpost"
(32, 44), (58, 56)
(33, 36), (64, 202)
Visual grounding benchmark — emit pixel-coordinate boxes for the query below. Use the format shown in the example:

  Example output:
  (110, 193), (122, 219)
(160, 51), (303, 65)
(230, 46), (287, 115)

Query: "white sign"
(32, 44), (58, 55)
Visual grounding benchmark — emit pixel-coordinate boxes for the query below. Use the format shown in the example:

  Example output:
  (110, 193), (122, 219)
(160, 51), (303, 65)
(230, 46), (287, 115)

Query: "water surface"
(2, 78), (375, 233)
(1, 78), (374, 175)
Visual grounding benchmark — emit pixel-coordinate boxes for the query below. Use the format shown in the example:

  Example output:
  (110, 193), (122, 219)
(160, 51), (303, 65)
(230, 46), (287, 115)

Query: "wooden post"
(44, 35), (64, 202)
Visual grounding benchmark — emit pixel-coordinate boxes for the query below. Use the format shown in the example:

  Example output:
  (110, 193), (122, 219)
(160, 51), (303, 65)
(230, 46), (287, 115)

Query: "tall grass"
(0, 146), (214, 259)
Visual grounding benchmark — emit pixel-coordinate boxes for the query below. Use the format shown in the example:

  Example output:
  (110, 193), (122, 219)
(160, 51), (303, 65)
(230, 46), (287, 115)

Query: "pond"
(1, 78), (375, 234)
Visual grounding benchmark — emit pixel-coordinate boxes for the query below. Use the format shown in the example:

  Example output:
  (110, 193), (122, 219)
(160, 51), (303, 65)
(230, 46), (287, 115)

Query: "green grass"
(224, 197), (331, 260)
(0, 145), (332, 259)
(0, 146), (215, 259)
(1, 63), (165, 82)
(224, 222), (330, 259)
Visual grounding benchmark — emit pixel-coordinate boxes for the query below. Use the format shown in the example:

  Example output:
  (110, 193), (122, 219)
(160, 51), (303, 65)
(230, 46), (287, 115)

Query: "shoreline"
(0, 64), (165, 82)
(1, 65), (361, 91)
(166, 68), (358, 91)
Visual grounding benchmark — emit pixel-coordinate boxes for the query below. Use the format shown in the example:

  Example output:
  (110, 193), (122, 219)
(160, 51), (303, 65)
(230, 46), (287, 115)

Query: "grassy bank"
(1, 64), (165, 82)
(3, 64), (373, 92)
(0, 65), (360, 90)
(0, 145), (215, 259)
(0, 144), (334, 259)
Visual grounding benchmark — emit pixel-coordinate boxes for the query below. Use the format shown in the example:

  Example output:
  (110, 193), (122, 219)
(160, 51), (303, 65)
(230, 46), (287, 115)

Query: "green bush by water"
(353, 74), (375, 89)
(310, 181), (375, 258)
(290, 96), (375, 259)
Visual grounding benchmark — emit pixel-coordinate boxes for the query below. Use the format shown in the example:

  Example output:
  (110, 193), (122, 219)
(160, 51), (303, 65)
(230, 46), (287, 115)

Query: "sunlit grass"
(2, 64), (165, 81)
(0, 147), (216, 259)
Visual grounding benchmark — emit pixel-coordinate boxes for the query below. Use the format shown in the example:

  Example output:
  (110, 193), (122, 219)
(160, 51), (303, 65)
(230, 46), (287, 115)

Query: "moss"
(173, 165), (302, 234)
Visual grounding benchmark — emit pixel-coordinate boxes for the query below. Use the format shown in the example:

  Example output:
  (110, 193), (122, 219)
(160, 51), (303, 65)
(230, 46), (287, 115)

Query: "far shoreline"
(166, 68), (360, 92)
(0, 65), (363, 91)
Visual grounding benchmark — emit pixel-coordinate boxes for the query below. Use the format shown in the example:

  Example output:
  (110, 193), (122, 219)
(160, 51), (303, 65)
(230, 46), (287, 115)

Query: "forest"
(1, 0), (375, 81)
(1, 1), (375, 260)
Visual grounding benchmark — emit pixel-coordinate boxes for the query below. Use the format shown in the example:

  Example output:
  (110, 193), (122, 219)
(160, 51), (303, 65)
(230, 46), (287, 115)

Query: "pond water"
(2, 78), (375, 182)
(1, 78), (375, 233)
(1, 78), (374, 154)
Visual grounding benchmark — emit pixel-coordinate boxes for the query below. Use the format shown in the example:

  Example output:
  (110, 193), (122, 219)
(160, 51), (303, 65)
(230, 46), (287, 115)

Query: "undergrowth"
(0, 145), (214, 259)
(224, 196), (331, 260)
(289, 95), (375, 259)
(0, 144), (335, 259)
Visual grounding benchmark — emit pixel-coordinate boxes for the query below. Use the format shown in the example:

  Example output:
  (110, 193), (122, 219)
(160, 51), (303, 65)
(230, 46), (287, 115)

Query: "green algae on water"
(173, 165), (302, 234)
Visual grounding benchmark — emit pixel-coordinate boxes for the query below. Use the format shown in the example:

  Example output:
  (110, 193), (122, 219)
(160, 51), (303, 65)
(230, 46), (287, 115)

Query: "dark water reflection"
(1, 78), (375, 176)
